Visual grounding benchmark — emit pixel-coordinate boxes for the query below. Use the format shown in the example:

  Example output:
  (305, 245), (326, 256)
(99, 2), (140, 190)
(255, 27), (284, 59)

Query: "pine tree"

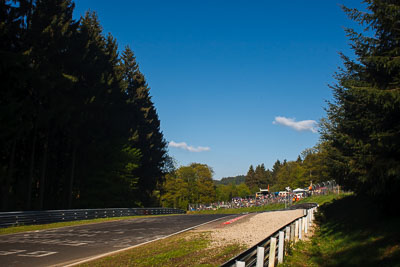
(270, 159), (281, 187)
(121, 46), (168, 206)
(323, 0), (400, 206)
(0, 0), (31, 210)
(254, 164), (267, 189)
(245, 165), (257, 192)
(1, 1), (168, 210)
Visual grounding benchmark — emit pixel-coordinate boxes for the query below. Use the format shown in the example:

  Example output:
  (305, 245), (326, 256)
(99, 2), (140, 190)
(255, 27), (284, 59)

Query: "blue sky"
(73, 0), (365, 180)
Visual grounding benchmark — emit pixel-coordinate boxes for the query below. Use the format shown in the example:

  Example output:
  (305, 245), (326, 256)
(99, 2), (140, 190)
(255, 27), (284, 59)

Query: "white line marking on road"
(62, 215), (232, 267)
(18, 251), (57, 257)
(0, 249), (26, 256)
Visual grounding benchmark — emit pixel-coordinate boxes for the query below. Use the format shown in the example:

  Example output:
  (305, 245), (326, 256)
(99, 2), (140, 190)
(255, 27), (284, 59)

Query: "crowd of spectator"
(189, 194), (290, 211)
(189, 183), (337, 211)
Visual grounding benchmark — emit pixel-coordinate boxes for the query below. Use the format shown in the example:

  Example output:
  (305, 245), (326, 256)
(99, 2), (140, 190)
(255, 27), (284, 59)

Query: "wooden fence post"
(256, 246), (265, 267)
(278, 231), (284, 263)
(269, 237), (277, 267)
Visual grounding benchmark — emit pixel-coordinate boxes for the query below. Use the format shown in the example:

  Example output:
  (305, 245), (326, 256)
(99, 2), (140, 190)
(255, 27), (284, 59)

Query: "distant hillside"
(214, 175), (246, 185)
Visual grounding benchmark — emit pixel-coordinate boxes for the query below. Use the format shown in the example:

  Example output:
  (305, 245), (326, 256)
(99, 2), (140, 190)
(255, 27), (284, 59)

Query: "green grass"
(295, 193), (351, 206)
(0, 214), (180, 236)
(79, 232), (246, 267)
(282, 195), (400, 267)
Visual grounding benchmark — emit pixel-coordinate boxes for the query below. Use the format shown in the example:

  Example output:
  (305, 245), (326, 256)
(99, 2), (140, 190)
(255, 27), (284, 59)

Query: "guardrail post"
(236, 261), (245, 267)
(278, 231), (284, 263)
(290, 223), (295, 241)
(305, 212), (309, 234)
(285, 226), (290, 241)
(311, 208), (314, 224)
(311, 208), (314, 222)
(269, 237), (277, 267)
(256, 246), (265, 267)
(295, 220), (299, 241)
(298, 218), (302, 240)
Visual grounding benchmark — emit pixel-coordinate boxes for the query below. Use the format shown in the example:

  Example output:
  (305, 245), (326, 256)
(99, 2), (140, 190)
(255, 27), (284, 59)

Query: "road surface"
(0, 214), (233, 267)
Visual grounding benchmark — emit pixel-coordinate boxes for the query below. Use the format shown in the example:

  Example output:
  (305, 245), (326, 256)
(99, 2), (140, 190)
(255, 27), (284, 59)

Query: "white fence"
(221, 204), (318, 267)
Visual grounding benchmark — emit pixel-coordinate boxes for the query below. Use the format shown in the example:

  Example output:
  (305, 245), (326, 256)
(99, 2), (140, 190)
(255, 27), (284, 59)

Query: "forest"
(1, 0), (399, 212)
(161, 145), (330, 210)
(1, 0), (168, 211)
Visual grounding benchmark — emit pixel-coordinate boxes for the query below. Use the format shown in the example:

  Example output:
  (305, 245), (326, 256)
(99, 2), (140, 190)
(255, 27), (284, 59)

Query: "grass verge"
(78, 231), (246, 267)
(295, 193), (350, 206)
(282, 195), (400, 266)
(0, 214), (180, 236)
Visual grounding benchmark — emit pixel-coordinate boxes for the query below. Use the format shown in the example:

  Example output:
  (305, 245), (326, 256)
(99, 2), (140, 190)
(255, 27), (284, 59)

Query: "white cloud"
(169, 141), (211, 152)
(273, 116), (318, 133)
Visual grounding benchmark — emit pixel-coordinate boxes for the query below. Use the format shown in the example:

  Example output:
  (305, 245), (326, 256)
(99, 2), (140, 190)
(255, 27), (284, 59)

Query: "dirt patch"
(191, 210), (304, 249)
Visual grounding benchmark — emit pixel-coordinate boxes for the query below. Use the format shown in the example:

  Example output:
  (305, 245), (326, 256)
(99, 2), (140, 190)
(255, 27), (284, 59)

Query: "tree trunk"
(39, 136), (48, 210)
(27, 121), (38, 210)
(68, 141), (78, 209)
(1, 138), (17, 211)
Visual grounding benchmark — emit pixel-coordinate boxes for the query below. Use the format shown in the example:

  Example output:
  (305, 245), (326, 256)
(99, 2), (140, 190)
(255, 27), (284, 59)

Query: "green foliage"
(215, 183), (251, 202)
(322, 0), (400, 207)
(161, 163), (216, 209)
(121, 46), (168, 206)
(214, 175), (246, 185)
(245, 165), (256, 191)
(245, 164), (271, 193)
(244, 144), (332, 193)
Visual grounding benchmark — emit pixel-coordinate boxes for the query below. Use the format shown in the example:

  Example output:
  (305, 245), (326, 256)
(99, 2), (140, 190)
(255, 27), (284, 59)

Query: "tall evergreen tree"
(121, 46), (168, 206)
(254, 164), (268, 189)
(245, 165), (257, 192)
(0, 2), (162, 211)
(322, 0), (400, 206)
(270, 159), (282, 186)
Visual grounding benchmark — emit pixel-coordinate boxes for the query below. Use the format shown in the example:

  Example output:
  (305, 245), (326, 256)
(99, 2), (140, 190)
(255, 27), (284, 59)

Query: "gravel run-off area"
(193, 209), (304, 248)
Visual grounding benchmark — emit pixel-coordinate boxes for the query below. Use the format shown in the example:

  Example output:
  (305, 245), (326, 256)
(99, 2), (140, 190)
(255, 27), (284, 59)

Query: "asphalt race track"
(0, 214), (233, 267)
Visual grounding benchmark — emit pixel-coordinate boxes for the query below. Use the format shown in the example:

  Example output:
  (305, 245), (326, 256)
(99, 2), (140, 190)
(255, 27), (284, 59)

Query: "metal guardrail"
(0, 207), (186, 228)
(221, 203), (319, 267)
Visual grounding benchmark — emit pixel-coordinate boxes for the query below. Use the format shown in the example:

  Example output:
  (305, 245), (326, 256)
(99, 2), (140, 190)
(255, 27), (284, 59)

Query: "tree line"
(244, 144), (330, 193)
(0, 0), (168, 211)
(321, 0), (400, 211)
(162, 163), (216, 210)
(161, 163), (251, 209)
(160, 144), (331, 209)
